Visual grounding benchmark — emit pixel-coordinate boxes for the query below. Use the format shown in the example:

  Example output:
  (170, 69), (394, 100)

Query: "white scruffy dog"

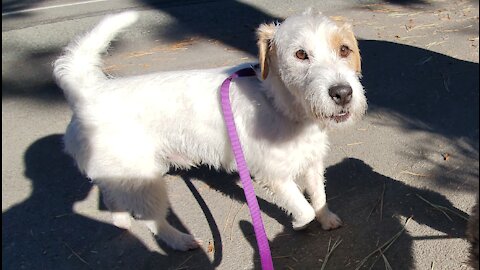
(54, 9), (367, 251)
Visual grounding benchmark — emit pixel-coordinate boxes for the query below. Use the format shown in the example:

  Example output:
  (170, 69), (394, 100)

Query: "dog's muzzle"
(328, 84), (352, 106)
(328, 84), (352, 123)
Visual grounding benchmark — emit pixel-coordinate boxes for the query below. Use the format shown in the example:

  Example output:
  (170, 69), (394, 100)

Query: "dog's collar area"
(235, 66), (257, 78)
(225, 67), (256, 82)
(220, 67), (274, 270)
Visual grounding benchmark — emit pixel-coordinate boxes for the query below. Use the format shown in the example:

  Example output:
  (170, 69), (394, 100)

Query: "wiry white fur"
(54, 10), (367, 251)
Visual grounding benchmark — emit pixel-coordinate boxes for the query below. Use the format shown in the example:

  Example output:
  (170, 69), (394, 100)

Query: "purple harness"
(220, 67), (274, 270)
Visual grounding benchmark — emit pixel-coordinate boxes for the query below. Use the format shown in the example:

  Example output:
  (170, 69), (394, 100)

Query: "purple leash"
(220, 67), (274, 270)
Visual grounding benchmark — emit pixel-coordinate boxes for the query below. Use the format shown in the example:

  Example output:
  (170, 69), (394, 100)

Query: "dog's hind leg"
(139, 180), (201, 251)
(98, 178), (200, 251)
(101, 189), (132, 229)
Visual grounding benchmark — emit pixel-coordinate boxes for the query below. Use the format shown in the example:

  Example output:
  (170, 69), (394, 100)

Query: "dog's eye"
(295, 50), (309, 60)
(339, 45), (351, 58)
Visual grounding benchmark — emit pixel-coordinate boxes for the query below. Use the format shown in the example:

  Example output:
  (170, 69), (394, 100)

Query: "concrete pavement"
(2, 0), (479, 269)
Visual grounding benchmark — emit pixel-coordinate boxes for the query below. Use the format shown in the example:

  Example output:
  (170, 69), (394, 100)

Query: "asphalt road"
(2, 0), (479, 269)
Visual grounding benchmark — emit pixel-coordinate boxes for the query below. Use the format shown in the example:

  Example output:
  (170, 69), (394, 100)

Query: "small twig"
(229, 203), (246, 240)
(442, 73), (451, 92)
(440, 207), (469, 221)
(62, 242), (91, 269)
(445, 166), (459, 174)
(438, 25), (474, 33)
(367, 200), (379, 220)
(328, 187), (357, 202)
(320, 237), (343, 270)
(367, 181), (386, 221)
(346, 142), (364, 146)
(367, 255), (380, 270)
(55, 213), (74, 218)
(399, 35), (428, 40)
(272, 255), (292, 259)
(415, 56), (433, 65)
(222, 199), (235, 234)
(409, 23), (437, 31)
(379, 181), (385, 221)
(338, 146), (349, 157)
(355, 217), (411, 270)
(175, 254), (193, 270)
(425, 40), (447, 48)
(275, 233), (292, 238)
(380, 251), (393, 270)
(431, 261), (435, 270)
(416, 194), (452, 221)
(400, 170), (430, 177)
(416, 194), (469, 221)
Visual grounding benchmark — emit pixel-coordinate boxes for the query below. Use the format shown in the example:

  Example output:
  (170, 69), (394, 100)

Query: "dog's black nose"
(328, 84), (352, 106)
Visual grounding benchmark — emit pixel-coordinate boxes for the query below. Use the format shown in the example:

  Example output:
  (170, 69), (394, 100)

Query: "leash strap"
(220, 67), (274, 270)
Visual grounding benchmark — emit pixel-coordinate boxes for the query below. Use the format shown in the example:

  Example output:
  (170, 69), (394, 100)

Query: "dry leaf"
(207, 241), (214, 253)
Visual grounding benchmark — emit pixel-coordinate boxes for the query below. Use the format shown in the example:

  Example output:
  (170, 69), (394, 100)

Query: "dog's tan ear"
(256, 23), (277, 80)
(334, 22), (361, 74)
(341, 23), (361, 74)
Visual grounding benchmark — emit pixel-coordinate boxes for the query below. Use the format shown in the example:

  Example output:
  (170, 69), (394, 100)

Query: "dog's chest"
(279, 127), (328, 165)
(243, 123), (329, 177)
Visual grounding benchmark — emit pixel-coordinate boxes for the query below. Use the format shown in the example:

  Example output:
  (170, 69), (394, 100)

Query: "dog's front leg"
(303, 163), (343, 230)
(267, 179), (316, 230)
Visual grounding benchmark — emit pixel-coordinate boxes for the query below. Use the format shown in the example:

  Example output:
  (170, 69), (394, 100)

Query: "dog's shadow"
(184, 158), (468, 269)
(2, 134), (216, 270)
(4, 136), (468, 269)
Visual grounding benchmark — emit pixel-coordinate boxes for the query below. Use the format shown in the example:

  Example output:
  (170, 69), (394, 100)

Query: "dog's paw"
(158, 231), (202, 251)
(145, 220), (201, 251)
(111, 212), (132, 229)
(292, 208), (316, 230)
(316, 209), (343, 230)
(169, 233), (202, 251)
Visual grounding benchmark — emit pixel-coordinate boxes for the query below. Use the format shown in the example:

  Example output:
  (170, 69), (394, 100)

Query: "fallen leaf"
(207, 241), (214, 253)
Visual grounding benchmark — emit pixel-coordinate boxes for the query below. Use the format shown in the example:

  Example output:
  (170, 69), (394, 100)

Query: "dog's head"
(257, 9), (367, 127)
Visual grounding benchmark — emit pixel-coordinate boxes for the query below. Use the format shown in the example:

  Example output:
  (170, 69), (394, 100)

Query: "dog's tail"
(53, 11), (138, 103)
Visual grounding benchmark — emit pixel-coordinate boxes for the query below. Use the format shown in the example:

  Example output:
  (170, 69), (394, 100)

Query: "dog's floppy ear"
(331, 19), (362, 75)
(256, 23), (277, 80)
(340, 23), (361, 74)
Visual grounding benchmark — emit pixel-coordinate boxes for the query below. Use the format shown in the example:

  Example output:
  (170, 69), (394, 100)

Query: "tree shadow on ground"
(139, 0), (280, 56)
(359, 39), (479, 191)
(361, 39), (478, 143)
